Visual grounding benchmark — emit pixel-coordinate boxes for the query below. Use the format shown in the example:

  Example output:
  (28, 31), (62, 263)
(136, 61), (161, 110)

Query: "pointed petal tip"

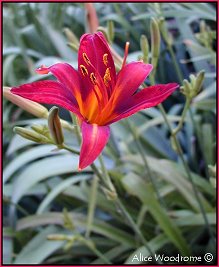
(36, 65), (50, 75)
(79, 122), (110, 169)
(78, 166), (83, 172)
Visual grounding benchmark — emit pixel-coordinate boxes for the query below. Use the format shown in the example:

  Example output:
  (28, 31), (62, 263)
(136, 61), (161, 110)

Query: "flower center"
(79, 52), (113, 124)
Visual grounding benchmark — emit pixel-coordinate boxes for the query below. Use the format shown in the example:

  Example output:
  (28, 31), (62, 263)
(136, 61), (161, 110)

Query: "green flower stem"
(92, 156), (158, 260)
(172, 98), (191, 136)
(115, 198), (160, 262)
(148, 71), (212, 237)
(65, 235), (112, 264)
(158, 104), (212, 238)
(99, 155), (116, 193)
(61, 144), (79, 155)
(61, 143), (156, 258)
(166, 43), (206, 176)
(3, 196), (29, 216)
(82, 238), (111, 264)
(89, 244), (112, 264)
(188, 108), (209, 178)
(126, 120), (165, 208)
(69, 112), (81, 143)
(85, 175), (98, 239)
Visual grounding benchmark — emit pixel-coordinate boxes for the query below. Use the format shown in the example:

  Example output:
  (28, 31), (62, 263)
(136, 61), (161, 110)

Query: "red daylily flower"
(11, 32), (178, 170)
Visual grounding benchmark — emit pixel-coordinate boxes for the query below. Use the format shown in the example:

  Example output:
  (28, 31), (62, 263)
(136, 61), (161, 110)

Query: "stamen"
(103, 68), (111, 87)
(122, 42), (130, 69)
(90, 73), (97, 85)
(80, 65), (88, 76)
(103, 53), (108, 66)
(83, 53), (91, 65)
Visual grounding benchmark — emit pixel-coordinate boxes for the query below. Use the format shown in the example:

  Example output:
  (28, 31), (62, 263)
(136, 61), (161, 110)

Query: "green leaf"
(201, 124), (214, 165)
(3, 145), (66, 184)
(122, 173), (191, 256)
(11, 154), (79, 206)
(14, 226), (65, 264)
(3, 227), (13, 264)
(125, 234), (168, 264)
(192, 99), (216, 112)
(37, 174), (90, 214)
(16, 212), (135, 247)
(124, 155), (214, 210)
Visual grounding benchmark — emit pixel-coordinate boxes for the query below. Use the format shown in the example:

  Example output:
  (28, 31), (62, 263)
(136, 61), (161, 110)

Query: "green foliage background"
(3, 2), (216, 265)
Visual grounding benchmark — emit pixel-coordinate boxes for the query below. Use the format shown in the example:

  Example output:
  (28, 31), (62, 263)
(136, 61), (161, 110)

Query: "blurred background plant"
(3, 2), (216, 265)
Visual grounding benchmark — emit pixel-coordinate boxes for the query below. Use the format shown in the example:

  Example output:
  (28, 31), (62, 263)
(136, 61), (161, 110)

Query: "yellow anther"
(103, 53), (108, 66)
(90, 73), (97, 85)
(83, 53), (91, 65)
(80, 65), (88, 76)
(103, 68), (111, 87)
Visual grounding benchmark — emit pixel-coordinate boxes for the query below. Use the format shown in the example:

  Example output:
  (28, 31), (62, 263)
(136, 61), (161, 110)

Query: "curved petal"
(79, 121), (110, 170)
(78, 32), (116, 90)
(112, 62), (153, 101)
(106, 83), (179, 124)
(36, 63), (83, 108)
(11, 81), (82, 118)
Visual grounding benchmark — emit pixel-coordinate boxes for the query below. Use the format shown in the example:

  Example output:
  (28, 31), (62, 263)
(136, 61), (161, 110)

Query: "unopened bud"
(107, 20), (114, 43)
(13, 127), (49, 143)
(170, 136), (178, 152)
(102, 187), (117, 201)
(48, 106), (64, 146)
(159, 18), (172, 46)
(180, 79), (191, 96)
(189, 74), (196, 88)
(200, 20), (206, 34)
(180, 70), (205, 99)
(67, 42), (79, 52)
(194, 70), (205, 95)
(140, 35), (149, 64)
(85, 3), (99, 33)
(31, 124), (51, 139)
(63, 208), (74, 231)
(150, 18), (160, 69)
(3, 87), (48, 118)
(63, 28), (79, 47)
(47, 234), (67, 241)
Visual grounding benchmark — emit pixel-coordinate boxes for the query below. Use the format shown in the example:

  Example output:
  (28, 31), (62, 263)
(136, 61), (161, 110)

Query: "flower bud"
(31, 124), (51, 139)
(150, 18), (160, 69)
(102, 187), (117, 201)
(47, 234), (67, 241)
(180, 70), (205, 99)
(85, 3), (99, 33)
(48, 106), (64, 146)
(67, 43), (79, 52)
(63, 27), (79, 47)
(107, 20), (115, 44)
(180, 79), (191, 96)
(159, 18), (173, 46)
(140, 34), (149, 64)
(194, 70), (205, 95)
(13, 127), (49, 143)
(3, 87), (48, 118)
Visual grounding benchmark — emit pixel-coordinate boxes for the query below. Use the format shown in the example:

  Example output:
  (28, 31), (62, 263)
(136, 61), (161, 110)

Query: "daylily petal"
(99, 62), (153, 124)
(106, 83), (178, 124)
(79, 121), (110, 170)
(11, 81), (82, 118)
(39, 63), (82, 101)
(78, 32), (116, 89)
(113, 62), (153, 101)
